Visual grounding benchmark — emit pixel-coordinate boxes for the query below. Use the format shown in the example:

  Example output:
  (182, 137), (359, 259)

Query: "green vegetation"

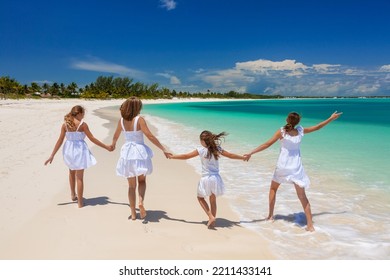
(3, 75), (386, 100)
(0, 75), (282, 100)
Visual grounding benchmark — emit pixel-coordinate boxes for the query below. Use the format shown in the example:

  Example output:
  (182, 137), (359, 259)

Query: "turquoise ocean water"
(141, 98), (390, 259)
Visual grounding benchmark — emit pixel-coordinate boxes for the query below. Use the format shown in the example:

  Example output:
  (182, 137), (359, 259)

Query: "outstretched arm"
(82, 123), (112, 151)
(44, 124), (66, 165)
(170, 150), (199, 160)
(304, 111), (343, 134)
(244, 129), (281, 158)
(139, 116), (171, 158)
(221, 150), (246, 160)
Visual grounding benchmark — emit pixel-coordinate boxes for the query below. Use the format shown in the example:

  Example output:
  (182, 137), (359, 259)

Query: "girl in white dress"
(245, 111), (342, 231)
(169, 130), (248, 229)
(45, 105), (112, 208)
(111, 97), (171, 220)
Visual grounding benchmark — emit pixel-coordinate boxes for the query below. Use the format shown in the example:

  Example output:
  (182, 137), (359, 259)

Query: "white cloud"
(236, 59), (309, 74)
(201, 69), (254, 92)
(157, 73), (181, 85)
(353, 83), (381, 94)
(160, 0), (177, 11)
(194, 68), (206, 74)
(312, 64), (341, 74)
(71, 58), (145, 79)
(190, 57), (390, 96)
(263, 80), (353, 96)
(170, 76), (181, 85)
(379, 65), (390, 72)
(345, 68), (359, 75)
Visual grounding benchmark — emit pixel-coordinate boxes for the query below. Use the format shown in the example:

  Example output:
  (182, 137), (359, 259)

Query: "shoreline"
(118, 98), (390, 260)
(0, 98), (274, 259)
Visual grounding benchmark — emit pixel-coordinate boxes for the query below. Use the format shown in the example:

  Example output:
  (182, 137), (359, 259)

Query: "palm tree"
(50, 82), (60, 96)
(29, 82), (42, 94)
(113, 77), (133, 98)
(42, 83), (49, 94)
(0, 76), (22, 98)
(95, 76), (114, 96)
(147, 83), (159, 98)
(60, 83), (66, 97)
(67, 82), (78, 97)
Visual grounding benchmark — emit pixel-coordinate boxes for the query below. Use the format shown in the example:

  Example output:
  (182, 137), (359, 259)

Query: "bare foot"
(129, 208), (137, 220)
(77, 194), (83, 207)
(71, 195), (77, 202)
(139, 205), (147, 219)
(266, 215), (274, 221)
(208, 221), (216, 229)
(207, 216), (216, 229)
(305, 225), (315, 232)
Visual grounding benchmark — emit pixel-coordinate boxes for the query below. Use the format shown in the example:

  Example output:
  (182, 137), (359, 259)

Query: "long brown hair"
(283, 112), (301, 132)
(64, 105), (84, 131)
(120, 96), (143, 121)
(200, 130), (227, 160)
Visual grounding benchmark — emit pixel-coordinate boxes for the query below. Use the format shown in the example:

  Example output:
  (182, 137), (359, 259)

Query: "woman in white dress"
(169, 130), (248, 229)
(45, 105), (112, 208)
(111, 97), (171, 220)
(245, 111), (342, 231)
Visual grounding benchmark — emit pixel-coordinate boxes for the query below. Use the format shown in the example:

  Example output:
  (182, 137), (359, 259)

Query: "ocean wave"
(145, 113), (390, 259)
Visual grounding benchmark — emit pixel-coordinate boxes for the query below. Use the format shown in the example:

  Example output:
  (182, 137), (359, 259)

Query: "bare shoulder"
(138, 116), (148, 127)
(79, 122), (89, 131)
(60, 123), (67, 132)
(274, 128), (282, 137)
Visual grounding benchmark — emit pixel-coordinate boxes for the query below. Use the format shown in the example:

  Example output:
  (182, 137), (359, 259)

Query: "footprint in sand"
(143, 224), (152, 233)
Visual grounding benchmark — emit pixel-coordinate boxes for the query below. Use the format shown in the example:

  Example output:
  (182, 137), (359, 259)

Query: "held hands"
(243, 154), (251, 161)
(107, 143), (116, 152)
(163, 150), (173, 159)
(105, 145), (115, 152)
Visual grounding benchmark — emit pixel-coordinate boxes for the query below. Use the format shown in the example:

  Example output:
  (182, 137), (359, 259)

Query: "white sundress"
(116, 116), (154, 178)
(196, 146), (225, 198)
(272, 125), (310, 189)
(62, 120), (97, 170)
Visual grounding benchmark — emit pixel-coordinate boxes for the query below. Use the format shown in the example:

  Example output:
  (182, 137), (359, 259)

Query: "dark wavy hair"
(200, 130), (227, 160)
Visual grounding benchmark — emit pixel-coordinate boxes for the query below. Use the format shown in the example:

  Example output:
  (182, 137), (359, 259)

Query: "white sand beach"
(0, 98), (273, 260)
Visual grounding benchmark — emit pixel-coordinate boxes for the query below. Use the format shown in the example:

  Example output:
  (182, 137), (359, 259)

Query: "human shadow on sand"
(142, 210), (199, 224)
(57, 196), (129, 207)
(142, 209), (266, 229)
(273, 210), (347, 227)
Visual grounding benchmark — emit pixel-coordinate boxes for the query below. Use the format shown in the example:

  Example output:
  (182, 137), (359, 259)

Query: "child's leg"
(75, 170), (84, 208)
(267, 180), (280, 220)
(209, 194), (217, 228)
(137, 175), (147, 219)
(127, 177), (137, 220)
(68, 170), (77, 201)
(294, 184), (315, 232)
(197, 196), (216, 228)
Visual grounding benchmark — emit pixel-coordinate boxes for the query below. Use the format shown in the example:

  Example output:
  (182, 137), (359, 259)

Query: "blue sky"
(1, 0), (390, 96)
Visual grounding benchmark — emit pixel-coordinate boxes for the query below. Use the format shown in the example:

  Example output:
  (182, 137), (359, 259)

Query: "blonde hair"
(120, 96), (143, 121)
(200, 130), (227, 160)
(284, 112), (301, 132)
(64, 105), (84, 131)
